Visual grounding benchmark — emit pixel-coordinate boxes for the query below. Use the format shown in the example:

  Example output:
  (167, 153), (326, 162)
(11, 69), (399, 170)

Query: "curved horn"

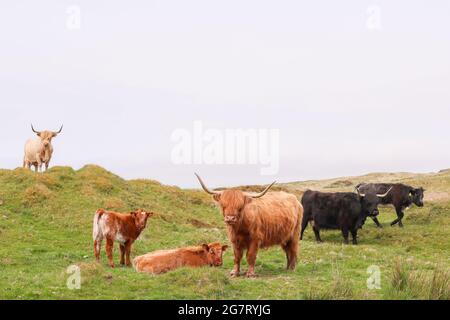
(54, 125), (63, 134)
(355, 187), (365, 197)
(377, 187), (393, 198)
(249, 181), (276, 199)
(194, 173), (220, 195)
(31, 124), (40, 134)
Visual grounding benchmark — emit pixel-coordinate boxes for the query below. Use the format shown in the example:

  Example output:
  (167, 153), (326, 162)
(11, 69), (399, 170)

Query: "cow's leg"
(119, 244), (126, 266)
(125, 241), (133, 267)
(312, 224), (323, 243)
(371, 216), (383, 228)
(230, 244), (244, 277)
(245, 241), (259, 278)
(45, 161), (50, 171)
(283, 239), (298, 271)
(351, 229), (358, 245)
(391, 207), (404, 227)
(24, 160), (32, 170)
(35, 154), (42, 172)
(105, 238), (115, 268)
(94, 236), (103, 262)
(300, 217), (309, 240)
(341, 227), (349, 245)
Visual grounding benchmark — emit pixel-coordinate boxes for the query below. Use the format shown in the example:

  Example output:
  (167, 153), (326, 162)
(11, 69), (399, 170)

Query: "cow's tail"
(93, 209), (105, 241)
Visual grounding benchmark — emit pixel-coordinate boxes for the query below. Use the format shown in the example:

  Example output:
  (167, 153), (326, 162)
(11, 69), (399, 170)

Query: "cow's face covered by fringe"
(131, 209), (154, 230)
(31, 124), (63, 147)
(213, 190), (250, 226)
(203, 242), (228, 266)
(36, 131), (56, 147)
(195, 173), (276, 227)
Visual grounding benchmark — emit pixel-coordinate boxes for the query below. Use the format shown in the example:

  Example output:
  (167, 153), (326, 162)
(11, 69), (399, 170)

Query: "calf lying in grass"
(133, 242), (228, 274)
(93, 208), (154, 268)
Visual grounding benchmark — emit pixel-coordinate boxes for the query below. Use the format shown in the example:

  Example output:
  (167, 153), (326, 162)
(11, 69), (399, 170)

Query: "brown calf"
(133, 242), (228, 275)
(93, 208), (154, 268)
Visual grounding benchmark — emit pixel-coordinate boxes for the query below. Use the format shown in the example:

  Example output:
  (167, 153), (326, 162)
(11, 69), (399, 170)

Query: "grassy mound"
(0, 166), (448, 299)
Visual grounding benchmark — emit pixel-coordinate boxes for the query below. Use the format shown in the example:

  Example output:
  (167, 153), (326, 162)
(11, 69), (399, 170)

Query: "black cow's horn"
(195, 173), (220, 195)
(249, 181), (276, 199)
(355, 187), (365, 197)
(377, 187), (393, 198)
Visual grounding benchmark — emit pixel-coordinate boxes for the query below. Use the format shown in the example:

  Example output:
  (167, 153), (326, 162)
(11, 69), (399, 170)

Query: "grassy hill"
(0, 166), (448, 300)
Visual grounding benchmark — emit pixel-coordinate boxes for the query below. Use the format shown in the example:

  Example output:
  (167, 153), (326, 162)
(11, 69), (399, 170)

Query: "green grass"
(0, 165), (449, 300)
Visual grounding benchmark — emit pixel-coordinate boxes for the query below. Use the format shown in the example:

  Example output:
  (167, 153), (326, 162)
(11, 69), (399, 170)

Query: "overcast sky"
(0, 1), (449, 188)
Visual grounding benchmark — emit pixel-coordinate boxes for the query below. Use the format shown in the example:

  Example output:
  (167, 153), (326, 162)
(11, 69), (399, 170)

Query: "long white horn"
(355, 187), (365, 197)
(249, 181), (276, 199)
(195, 173), (220, 195)
(377, 187), (393, 198)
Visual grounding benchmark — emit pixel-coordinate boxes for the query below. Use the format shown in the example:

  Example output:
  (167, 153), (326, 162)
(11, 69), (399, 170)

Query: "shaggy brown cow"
(195, 174), (303, 278)
(133, 242), (228, 274)
(93, 208), (154, 268)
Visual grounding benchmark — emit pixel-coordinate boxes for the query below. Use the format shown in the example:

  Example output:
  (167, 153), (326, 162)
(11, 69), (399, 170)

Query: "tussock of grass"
(388, 261), (450, 300)
(305, 263), (354, 300)
(22, 184), (53, 207)
(391, 260), (409, 291)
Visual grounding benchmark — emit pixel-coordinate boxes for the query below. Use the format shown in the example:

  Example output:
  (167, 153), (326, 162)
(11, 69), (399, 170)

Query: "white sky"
(0, 1), (449, 188)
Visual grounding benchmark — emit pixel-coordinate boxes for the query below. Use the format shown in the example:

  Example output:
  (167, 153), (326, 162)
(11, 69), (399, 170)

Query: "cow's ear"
(244, 196), (253, 205)
(147, 211), (155, 217)
(213, 194), (221, 202)
(222, 245), (229, 251)
(202, 244), (210, 252)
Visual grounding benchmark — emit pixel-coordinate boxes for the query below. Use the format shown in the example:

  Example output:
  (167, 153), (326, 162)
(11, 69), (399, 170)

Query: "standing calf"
(93, 208), (154, 268)
(23, 124), (63, 172)
(133, 242), (228, 275)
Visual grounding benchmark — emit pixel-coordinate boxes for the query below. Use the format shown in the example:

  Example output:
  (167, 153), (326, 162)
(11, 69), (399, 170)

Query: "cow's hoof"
(230, 271), (240, 278)
(377, 225), (383, 229)
(245, 272), (257, 278)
